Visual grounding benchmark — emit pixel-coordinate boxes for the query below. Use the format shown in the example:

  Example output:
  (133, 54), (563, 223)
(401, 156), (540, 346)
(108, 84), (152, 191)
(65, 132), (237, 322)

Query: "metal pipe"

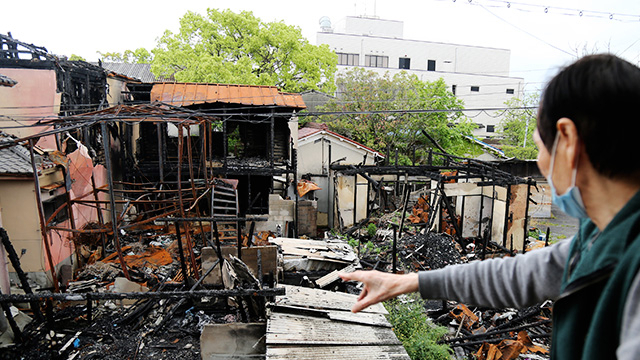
(60, 167), (80, 266)
(293, 148), (299, 237)
(157, 123), (164, 182)
(397, 187), (410, 240)
(174, 222), (189, 282)
(502, 184), (512, 247)
(101, 123), (131, 280)
(186, 126), (207, 247)
(91, 173), (108, 253)
(177, 125), (199, 279)
(391, 223), (398, 273)
(270, 112), (275, 168)
(28, 139), (59, 292)
(353, 174), (358, 227)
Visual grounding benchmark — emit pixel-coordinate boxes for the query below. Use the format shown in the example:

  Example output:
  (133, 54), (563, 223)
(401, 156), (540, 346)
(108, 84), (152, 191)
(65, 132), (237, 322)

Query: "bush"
(385, 294), (452, 360)
(367, 223), (378, 238)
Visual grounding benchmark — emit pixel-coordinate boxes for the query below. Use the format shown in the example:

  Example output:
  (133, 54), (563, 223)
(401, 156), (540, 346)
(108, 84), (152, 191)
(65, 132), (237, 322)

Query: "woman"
(340, 54), (640, 360)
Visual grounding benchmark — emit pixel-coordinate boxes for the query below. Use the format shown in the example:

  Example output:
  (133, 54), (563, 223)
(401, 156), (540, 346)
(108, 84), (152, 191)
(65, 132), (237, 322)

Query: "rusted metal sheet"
(150, 83), (306, 109)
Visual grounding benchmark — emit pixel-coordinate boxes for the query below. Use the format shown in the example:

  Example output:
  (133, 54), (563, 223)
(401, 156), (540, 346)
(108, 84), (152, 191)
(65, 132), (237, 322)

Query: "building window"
(451, 85), (457, 95)
(486, 125), (495, 133)
(427, 59), (436, 71)
(470, 86), (480, 92)
(399, 57), (411, 70)
(43, 194), (69, 225)
(337, 52), (359, 66)
(365, 55), (389, 68)
(506, 88), (515, 94)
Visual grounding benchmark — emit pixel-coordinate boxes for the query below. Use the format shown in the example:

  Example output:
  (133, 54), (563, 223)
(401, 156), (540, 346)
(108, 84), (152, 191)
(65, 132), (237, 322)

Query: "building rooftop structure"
(316, 16), (524, 139)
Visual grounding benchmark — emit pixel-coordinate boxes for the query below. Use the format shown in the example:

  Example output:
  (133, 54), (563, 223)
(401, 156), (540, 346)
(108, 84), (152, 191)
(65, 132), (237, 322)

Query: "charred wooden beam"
(0, 288), (285, 303)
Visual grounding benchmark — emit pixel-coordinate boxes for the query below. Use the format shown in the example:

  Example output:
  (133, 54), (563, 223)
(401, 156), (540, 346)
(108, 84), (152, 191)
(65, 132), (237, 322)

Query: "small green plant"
(384, 294), (452, 360)
(367, 223), (378, 238)
(364, 241), (375, 251)
(347, 237), (359, 249)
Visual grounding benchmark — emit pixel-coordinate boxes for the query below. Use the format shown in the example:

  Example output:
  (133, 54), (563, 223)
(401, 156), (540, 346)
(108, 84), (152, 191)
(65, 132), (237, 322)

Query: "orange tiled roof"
(150, 83), (306, 109)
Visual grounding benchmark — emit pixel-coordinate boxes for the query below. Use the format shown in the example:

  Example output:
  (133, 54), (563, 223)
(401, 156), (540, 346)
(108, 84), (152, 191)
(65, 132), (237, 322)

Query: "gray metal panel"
(267, 345), (411, 359)
(98, 62), (159, 82)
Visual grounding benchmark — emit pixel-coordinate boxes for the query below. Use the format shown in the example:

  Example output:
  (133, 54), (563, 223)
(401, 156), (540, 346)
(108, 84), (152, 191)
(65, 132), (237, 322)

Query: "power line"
(477, 3), (575, 57)
(441, 0), (640, 23)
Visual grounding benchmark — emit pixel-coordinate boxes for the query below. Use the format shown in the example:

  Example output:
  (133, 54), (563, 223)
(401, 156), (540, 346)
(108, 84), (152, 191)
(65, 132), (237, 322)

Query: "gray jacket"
(417, 239), (640, 359)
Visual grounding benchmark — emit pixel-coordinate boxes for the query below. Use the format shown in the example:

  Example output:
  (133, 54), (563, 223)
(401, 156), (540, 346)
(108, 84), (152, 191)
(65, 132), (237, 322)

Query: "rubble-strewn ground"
(1, 196), (576, 360)
(331, 204), (556, 360)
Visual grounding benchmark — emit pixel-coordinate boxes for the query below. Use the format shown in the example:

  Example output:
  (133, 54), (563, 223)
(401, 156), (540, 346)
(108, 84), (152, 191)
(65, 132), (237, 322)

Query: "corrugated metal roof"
(0, 73), (17, 87)
(96, 62), (171, 83)
(150, 83), (306, 109)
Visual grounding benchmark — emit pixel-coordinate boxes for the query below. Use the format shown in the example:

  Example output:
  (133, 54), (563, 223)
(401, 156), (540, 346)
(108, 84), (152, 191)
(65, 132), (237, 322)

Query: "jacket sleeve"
(617, 270), (640, 360)
(418, 239), (570, 309)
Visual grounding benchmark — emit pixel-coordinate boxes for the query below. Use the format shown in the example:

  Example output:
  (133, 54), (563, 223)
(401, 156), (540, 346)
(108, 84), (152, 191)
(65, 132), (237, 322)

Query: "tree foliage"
(316, 68), (480, 164)
(149, 9), (337, 93)
(69, 54), (86, 61)
(498, 94), (539, 159)
(98, 48), (153, 63)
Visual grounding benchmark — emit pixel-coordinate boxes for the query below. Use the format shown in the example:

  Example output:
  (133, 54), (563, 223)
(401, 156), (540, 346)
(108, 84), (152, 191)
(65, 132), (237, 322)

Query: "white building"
(298, 123), (384, 229)
(316, 16), (524, 138)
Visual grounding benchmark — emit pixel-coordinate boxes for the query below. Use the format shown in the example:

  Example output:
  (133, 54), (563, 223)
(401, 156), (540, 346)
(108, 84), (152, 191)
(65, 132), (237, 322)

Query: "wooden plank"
(266, 313), (400, 345)
(266, 345), (410, 359)
(272, 304), (391, 328)
(277, 247), (355, 263)
(316, 264), (357, 288)
(278, 285), (387, 315)
(326, 310), (391, 328)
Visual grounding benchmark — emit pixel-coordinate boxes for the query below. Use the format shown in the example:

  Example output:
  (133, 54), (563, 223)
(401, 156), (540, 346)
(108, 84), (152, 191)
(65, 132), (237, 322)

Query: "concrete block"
(202, 246), (277, 285)
(200, 323), (266, 359)
(113, 277), (148, 305)
(201, 247), (237, 286)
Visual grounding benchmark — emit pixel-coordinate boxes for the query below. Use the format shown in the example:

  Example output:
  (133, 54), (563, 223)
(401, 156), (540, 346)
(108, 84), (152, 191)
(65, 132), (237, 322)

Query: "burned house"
(329, 149), (536, 251)
(121, 83), (305, 231)
(0, 33), (110, 149)
(297, 122), (385, 230)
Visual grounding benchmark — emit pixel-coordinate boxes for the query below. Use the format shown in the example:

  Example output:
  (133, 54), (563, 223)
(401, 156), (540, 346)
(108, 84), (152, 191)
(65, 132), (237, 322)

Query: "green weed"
(385, 294), (452, 360)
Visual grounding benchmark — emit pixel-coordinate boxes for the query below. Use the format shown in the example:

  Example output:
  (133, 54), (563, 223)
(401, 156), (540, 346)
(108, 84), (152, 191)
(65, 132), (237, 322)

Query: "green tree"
(317, 68), (480, 164)
(498, 94), (539, 159)
(69, 54), (86, 61)
(149, 9), (337, 93)
(98, 48), (153, 63)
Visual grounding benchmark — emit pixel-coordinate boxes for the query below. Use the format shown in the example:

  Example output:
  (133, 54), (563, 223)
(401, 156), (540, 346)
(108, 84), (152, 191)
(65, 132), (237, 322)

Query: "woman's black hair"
(538, 54), (640, 178)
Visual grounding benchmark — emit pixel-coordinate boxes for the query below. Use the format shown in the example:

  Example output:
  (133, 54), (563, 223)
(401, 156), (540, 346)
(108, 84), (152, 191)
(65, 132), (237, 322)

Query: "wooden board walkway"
(266, 285), (410, 360)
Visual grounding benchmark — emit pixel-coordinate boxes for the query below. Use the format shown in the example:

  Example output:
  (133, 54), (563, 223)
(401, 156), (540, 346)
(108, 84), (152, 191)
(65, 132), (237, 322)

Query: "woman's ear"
(556, 118), (581, 168)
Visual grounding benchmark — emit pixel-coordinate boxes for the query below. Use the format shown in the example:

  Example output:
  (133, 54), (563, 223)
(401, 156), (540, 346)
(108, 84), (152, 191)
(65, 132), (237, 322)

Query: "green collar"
(563, 189), (640, 287)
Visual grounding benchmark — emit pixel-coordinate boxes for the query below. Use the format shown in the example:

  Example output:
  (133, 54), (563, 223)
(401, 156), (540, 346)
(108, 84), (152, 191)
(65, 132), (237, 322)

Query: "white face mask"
(547, 133), (589, 219)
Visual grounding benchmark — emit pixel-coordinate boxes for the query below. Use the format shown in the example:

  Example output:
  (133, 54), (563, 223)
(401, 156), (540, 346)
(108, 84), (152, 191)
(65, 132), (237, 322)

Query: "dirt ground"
(529, 203), (580, 243)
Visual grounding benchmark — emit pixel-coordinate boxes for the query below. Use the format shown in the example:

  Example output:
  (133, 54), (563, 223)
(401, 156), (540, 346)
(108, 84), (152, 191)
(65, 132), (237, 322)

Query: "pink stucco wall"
(45, 146), (108, 272)
(0, 68), (59, 149)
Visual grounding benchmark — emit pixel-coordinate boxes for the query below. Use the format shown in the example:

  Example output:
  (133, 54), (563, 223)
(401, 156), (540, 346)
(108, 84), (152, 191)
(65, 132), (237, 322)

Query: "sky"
(4, 0), (640, 93)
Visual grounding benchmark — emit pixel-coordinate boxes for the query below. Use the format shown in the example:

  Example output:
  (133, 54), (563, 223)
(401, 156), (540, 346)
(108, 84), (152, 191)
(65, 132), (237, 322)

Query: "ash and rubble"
(322, 201), (553, 360)
(0, 223), (279, 360)
(0, 199), (554, 360)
